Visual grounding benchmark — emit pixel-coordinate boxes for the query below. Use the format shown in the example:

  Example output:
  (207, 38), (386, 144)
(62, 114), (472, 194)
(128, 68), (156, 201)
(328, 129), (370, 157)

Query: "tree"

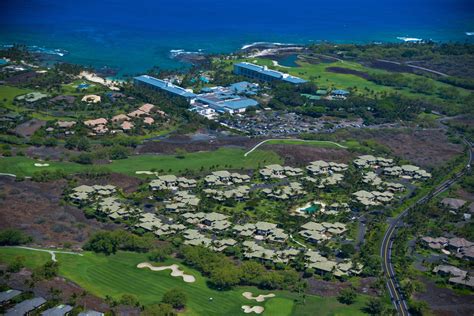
(161, 288), (187, 309)
(337, 287), (357, 305)
(119, 294), (140, 307)
(408, 299), (429, 316)
(209, 265), (241, 289)
(240, 261), (265, 285)
(83, 231), (118, 255)
(33, 260), (59, 280)
(339, 243), (356, 258)
(363, 298), (385, 315)
(7, 256), (25, 273)
(0, 229), (32, 245)
(148, 245), (173, 262)
(143, 303), (176, 316)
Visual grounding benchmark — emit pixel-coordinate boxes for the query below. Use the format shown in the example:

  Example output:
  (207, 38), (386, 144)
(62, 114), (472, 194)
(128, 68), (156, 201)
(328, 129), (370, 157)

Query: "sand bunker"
(242, 292), (276, 302)
(137, 262), (196, 283)
(34, 163), (50, 167)
(135, 171), (155, 175)
(242, 305), (264, 314)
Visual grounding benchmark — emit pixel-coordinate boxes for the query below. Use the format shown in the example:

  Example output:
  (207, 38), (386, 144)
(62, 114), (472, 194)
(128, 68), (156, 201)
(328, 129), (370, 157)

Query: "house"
(0, 289), (21, 304)
(233, 62), (307, 84)
(111, 114), (130, 122)
(441, 198), (467, 211)
(143, 117), (154, 125)
(420, 236), (448, 250)
(331, 89), (350, 99)
(41, 304), (73, 316)
(84, 118), (108, 127)
(6, 297), (46, 316)
(448, 237), (474, 252)
(121, 121), (134, 131)
(56, 121), (76, 128)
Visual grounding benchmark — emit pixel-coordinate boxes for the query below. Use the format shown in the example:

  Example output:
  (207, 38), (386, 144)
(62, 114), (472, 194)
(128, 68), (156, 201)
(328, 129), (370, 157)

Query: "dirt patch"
(262, 144), (355, 167)
(326, 67), (371, 79)
(306, 277), (379, 297)
(414, 276), (474, 316)
(13, 119), (46, 137)
(25, 145), (76, 161)
(0, 177), (119, 247)
(365, 60), (415, 73)
(345, 128), (464, 168)
(137, 136), (260, 155)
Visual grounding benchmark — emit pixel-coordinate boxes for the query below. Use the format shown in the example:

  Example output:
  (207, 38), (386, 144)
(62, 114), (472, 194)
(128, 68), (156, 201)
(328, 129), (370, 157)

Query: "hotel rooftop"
(134, 75), (196, 99)
(234, 62), (307, 84)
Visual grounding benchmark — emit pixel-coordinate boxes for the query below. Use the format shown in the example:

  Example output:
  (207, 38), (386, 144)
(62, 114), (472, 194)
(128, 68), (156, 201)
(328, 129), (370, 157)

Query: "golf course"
(0, 247), (370, 315)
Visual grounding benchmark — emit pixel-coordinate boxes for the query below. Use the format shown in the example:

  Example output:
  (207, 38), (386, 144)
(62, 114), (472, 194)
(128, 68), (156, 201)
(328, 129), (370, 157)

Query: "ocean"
(1, 0), (473, 76)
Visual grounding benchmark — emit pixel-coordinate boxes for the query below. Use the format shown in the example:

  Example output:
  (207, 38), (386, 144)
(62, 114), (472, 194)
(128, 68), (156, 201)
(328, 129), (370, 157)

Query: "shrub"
(0, 229), (32, 245)
(161, 288), (187, 309)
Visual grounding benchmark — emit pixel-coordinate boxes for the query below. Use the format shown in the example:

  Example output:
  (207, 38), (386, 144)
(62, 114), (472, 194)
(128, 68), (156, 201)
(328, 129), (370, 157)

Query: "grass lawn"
(0, 85), (33, 111)
(0, 148), (282, 177)
(0, 247), (372, 316)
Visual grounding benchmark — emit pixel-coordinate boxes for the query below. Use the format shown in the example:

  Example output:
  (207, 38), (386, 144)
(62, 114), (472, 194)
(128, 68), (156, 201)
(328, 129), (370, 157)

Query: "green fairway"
(0, 147), (282, 177)
(0, 85), (33, 111)
(0, 247), (373, 315)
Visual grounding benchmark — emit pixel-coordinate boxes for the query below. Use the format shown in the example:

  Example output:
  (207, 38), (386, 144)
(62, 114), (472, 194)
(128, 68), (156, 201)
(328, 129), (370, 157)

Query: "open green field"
(0, 147), (282, 177)
(0, 247), (371, 316)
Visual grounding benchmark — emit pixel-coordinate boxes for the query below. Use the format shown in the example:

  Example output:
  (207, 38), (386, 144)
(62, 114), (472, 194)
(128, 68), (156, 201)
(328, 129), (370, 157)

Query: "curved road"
(381, 138), (472, 315)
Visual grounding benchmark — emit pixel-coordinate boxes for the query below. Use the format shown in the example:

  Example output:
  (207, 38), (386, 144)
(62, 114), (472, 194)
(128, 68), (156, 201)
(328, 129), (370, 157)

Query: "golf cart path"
(244, 138), (347, 157)
(13, 246), (83, 262)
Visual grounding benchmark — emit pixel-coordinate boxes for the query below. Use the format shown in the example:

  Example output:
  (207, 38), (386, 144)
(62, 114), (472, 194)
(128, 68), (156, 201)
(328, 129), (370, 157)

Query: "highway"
(380, 138), (472, 315)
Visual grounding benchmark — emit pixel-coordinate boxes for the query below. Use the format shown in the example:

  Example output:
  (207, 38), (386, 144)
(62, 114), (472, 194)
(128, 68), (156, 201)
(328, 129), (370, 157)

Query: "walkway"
(14, 246), (83, 262)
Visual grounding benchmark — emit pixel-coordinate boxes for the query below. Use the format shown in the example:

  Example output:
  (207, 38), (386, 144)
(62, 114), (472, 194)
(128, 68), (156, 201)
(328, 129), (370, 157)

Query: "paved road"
(381, 138), (472, 315)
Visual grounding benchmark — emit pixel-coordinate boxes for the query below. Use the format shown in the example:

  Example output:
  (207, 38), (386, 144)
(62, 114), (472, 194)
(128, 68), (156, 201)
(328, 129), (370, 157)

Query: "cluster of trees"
(296, 94), (425, 124)
(84, 230), (156, 255)
(0, 228), (32, 246)
(179, 246), (303, 291)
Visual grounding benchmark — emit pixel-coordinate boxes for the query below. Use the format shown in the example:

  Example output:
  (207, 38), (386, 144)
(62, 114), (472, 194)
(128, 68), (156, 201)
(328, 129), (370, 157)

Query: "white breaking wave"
(241, 42), (298, 50)
(169, 49), (204, 58)
(396, 37), (423, 42)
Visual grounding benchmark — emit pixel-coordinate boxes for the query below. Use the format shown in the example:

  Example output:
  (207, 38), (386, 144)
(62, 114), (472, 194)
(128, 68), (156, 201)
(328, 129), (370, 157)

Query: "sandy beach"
(79, 71), (121, 91)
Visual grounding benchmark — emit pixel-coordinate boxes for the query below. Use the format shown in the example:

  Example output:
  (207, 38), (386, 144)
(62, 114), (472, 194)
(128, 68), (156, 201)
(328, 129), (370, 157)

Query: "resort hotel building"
(233, 62), (307, 84)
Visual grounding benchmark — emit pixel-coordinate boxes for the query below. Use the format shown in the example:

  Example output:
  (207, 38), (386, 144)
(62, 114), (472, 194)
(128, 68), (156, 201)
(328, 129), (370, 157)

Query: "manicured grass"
(264, 297), (294, 315)
(291, 295), (369, 316)
(0, 148), (282, 177)
(0, 85), (33, 111)
(0, 247), (373, 316)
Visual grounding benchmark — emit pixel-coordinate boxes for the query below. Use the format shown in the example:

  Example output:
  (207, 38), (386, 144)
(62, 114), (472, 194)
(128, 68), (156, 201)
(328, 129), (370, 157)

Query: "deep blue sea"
(1, 0), (473, 76)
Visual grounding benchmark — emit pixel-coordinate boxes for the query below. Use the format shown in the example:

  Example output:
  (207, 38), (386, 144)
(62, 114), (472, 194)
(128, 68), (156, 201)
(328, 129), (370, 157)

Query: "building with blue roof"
(229, 81), (260, 95)
(6, 297), (46, 316)
(134, 75), (196, 100)
(196, 89), (258, 114)
(234, 62), (307, 85)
